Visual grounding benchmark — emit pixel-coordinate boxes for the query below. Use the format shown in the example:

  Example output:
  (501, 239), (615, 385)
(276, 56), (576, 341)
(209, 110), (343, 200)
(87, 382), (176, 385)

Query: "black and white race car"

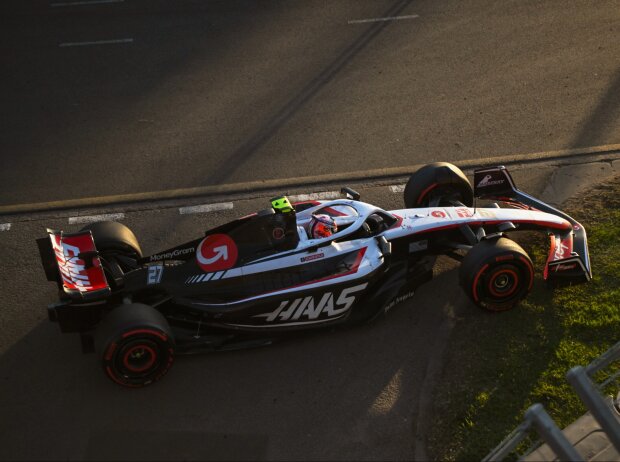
(37, 163), (592, 387)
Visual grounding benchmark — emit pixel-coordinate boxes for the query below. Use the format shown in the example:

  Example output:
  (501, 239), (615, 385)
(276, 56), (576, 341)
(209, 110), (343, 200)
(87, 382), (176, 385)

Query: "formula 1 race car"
(37, 163), (592, 387)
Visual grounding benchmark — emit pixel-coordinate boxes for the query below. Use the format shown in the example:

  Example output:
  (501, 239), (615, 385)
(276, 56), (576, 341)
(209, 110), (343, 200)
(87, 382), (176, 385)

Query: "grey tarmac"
(1, 0), (619, 206)
(0, 156), (617, 460)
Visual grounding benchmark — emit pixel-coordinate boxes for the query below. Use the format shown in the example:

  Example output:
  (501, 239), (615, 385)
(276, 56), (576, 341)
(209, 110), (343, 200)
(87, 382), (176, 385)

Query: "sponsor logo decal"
(384, 290), (415, 313)
(301, 253), (324, 263)
(254, 283), (368, 323)
(272, 227), (285, 240)
(431, 210), (447, 218)
(147, 264), (164, 285)
(477, 209), (497, 218)
(455, 208), (473, 218)
(554, 241), (571, 260)
(554, 263), (577, 271)
(196, 234), (238, 272)
(51, 236), (93, 289)
(477, 174), (505, 187)
(149, 247), (194, 262)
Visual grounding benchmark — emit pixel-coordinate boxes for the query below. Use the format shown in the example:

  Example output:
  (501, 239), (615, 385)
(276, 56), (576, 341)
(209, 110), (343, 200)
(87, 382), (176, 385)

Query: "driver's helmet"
(309, 214), (337, 239)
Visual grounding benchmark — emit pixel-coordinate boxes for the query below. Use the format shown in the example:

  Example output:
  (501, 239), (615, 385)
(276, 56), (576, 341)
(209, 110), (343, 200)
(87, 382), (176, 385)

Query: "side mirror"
(341, 187), (360, 200)
(376, 236), (392, 256)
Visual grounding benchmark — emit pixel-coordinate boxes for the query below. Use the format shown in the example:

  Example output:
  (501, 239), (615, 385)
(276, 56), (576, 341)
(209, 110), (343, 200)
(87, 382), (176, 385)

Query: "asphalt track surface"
(1, 158), (618, 460)
(1, 0), (620, 206)
(0, 177), (457, 461)
(1, 0), (619, 459)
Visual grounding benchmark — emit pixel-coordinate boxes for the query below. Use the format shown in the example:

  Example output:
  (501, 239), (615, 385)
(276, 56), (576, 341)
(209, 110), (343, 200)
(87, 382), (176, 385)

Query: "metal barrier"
(483, 340), (620, 461)
(566, 366), (620, 453)
(482, 403), (583, 462)
(566, 339), (620, 453)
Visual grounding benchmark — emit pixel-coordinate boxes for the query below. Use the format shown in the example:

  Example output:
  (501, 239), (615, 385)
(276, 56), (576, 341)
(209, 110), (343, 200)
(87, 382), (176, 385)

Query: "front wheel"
(94, 303), (175, 388)
(459, 238), (534, 312)
(404, 162), (473, 208)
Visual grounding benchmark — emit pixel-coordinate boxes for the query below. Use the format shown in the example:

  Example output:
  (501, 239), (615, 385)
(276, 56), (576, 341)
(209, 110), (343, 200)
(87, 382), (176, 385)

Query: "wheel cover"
(487, 268), (519, 298)
(476, 263), (528, 310)
(117, 338), (160, 378)
(103, 330), (174, 387)
(121, 342), (158, 373)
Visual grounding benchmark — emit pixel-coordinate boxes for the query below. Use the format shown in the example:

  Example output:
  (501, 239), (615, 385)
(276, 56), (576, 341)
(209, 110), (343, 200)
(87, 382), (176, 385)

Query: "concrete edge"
(1, 144), (619, 216)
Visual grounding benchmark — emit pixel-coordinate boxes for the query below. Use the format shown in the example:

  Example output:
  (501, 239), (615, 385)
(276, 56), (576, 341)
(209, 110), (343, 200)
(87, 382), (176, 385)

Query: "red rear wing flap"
(46, 230), (110, 300)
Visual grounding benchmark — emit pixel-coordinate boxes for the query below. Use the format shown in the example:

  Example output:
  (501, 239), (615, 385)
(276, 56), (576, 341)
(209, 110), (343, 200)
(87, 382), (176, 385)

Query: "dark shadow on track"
(0, 196), (461, 460)
(0, 305), (432, 460)
(569, 67), (620, 149)
(205, 0), (414, 185)
(0, 0), (281, 206)
(0, 209), (454, 460)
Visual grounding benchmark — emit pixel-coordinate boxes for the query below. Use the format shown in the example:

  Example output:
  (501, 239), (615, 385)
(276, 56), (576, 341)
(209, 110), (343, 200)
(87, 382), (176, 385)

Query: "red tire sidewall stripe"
(105, 365), (141, 388)
(472, 263), (490, 302)
(519, 255), (535, 290)
(104, 342), (117, 361)
(495, 255), (514, 262)
(417, 183), (438, 205)
(122, 328), (167, 342)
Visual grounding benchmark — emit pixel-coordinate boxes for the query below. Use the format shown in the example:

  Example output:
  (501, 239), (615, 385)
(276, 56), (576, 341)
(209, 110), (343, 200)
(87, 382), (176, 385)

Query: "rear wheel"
(404, 162), (473, 208)
(81, 221), (142, 278)
(94, 303), (175, 388)
(459, 237), (534, 311)
(80, 221), (142, 258)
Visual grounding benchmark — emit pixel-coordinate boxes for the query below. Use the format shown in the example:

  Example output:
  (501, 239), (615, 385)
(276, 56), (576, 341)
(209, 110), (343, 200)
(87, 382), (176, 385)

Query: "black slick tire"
(459, 237), (534, 311)
(404, 162), (474, 208)
(94, 303), (175, 388)
(80, 221), (142, 258)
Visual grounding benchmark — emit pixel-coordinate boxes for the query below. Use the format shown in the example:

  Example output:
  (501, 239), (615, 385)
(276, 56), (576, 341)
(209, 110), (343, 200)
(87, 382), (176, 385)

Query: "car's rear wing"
(474, 166), (592, 285)
(37, 229), (111, 301)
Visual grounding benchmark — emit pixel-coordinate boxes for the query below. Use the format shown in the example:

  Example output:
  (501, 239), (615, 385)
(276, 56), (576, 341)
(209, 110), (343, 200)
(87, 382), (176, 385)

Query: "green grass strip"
(427, 178), (620, 461)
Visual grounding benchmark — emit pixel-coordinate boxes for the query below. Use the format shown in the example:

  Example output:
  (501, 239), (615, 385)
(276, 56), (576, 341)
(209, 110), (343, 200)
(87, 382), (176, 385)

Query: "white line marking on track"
(348, 14), (419, 24)
(179, 202), (234, 215)
(289, 191), (340, 202)
(59, 38), (133, 47)
(51, 0), (123, 6)
(389, 184), (406, 193)
(0, 223), (11, 232)
(68, 213), (125, 224)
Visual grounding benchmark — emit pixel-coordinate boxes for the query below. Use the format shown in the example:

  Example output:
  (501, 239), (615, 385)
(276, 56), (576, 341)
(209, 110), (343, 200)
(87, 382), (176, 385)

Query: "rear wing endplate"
(37, 229), (110, 301)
